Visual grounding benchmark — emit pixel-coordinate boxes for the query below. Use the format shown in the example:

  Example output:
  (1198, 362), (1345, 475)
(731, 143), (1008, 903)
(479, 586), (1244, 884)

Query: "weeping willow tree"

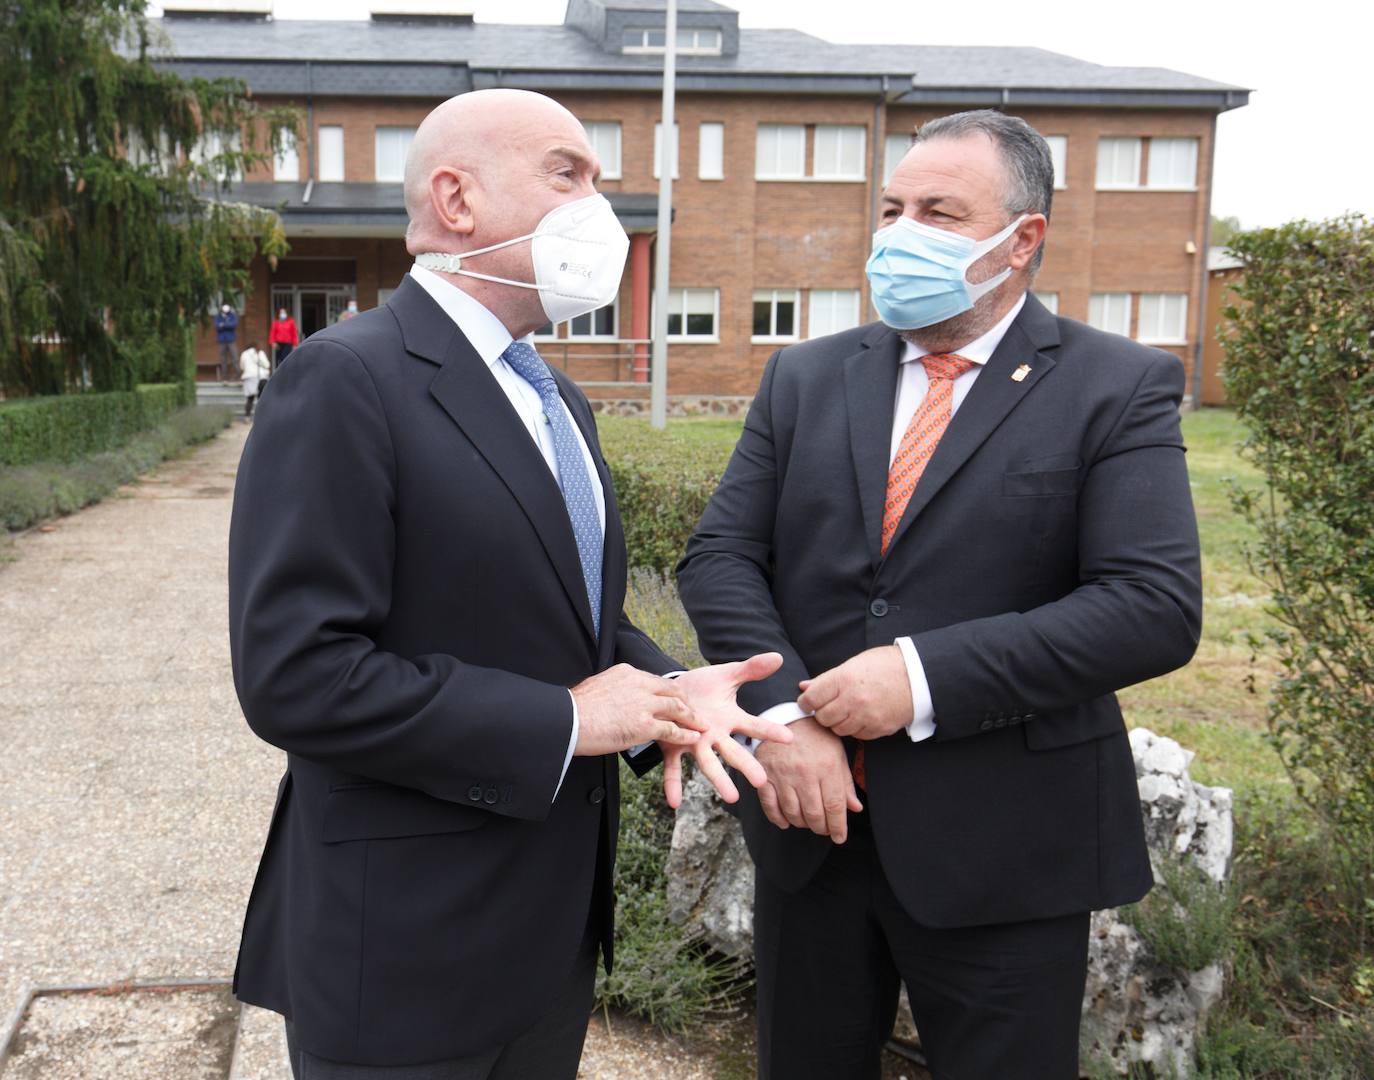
(0, 0), (295, 397)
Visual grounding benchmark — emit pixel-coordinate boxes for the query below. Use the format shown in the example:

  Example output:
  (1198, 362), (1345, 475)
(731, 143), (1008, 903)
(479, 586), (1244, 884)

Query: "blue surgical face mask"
(866, 214), (1027, 330)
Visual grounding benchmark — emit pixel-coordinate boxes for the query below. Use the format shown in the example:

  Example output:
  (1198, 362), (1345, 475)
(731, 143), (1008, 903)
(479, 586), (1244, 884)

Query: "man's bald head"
(403, 89), (590, 250)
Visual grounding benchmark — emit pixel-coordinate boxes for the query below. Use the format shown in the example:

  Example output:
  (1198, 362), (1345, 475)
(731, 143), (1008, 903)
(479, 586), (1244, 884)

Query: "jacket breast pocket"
(1002, 459), (1081, 498)
(322, 783), (489, 843)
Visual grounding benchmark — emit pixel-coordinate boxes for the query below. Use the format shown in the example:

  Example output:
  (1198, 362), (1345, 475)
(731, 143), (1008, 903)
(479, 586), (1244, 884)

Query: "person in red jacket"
(268, 308), (299, 369)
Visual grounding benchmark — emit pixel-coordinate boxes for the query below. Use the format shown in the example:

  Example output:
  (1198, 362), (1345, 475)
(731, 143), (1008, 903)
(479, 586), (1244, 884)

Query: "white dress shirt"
(760, 293), (1028, 740)
(408, 263), (606, 795)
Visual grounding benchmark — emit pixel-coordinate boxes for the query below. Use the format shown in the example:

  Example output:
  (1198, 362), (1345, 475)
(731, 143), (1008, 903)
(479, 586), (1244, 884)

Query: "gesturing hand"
(572, 664), (705, 756)
(756, 717), (863, 844)
(660, 652), (794, 808)
(798, 645), (913, 741)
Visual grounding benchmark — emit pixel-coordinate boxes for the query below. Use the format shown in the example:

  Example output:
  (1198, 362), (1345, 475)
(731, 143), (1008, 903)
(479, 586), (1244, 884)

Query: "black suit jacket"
(228, 276), (673, 1066)
(677, 295), (1202, 928)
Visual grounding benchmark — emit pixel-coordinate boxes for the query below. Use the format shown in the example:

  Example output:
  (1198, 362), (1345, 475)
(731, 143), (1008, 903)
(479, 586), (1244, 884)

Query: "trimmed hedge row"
(0, 406), (233, 531)
(597, 415), (741, 572)
(0, 383), (187, 467)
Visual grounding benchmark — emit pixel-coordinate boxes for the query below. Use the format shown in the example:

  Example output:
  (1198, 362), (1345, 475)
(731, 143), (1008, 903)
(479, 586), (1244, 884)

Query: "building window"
(654, 122), (680, 180)
(808, 289), (861, 338)
(666, 288), (719, 340)
(1137, 293), (1188, 344)
(813, 125), (866, 181)
(623, 26), (722, 55)
(375, 126), (415, 183)
(1147, 138), (1198, 189)
(532, 322), (559, 340)
(1096, 137), (1141, 189)
(192, 130), (242, 182)
(1045, 136), (1067, 190)
(883, 132), (912, 184)
(752, 289), (799, 341)
(755, 124), (805, 180)
(274, 134), (299, 182)
(1033, 291), (1059, 315)
(1088, 293), (1132, 336)
(318, 125), (344, 182)
(582, 121), (622, 180)
(698, 122), (724, 180)
(568, 298), (620, 340)
(376, 288), (397, 308)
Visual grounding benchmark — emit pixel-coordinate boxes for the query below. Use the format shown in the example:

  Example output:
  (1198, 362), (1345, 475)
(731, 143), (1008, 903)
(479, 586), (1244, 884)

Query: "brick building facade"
(157, 0), (1248, 407)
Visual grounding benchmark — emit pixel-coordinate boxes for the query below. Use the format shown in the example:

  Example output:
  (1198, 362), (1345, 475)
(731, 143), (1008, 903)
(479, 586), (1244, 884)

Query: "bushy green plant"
(0, 384), (184, 466)
(0, 405), (232, 530)
(1121, 853), (1236, 974)
(598, 416), (739, 572)
(1221, 214), (1374, 901)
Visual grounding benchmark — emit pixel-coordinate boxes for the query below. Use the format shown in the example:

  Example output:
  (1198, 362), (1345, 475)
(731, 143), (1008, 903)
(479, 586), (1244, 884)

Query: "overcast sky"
(184, 0), (1371, 229)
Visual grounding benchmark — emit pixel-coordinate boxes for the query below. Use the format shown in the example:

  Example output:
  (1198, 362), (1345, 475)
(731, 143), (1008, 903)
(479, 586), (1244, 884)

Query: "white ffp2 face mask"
(415, 194), (629, 325)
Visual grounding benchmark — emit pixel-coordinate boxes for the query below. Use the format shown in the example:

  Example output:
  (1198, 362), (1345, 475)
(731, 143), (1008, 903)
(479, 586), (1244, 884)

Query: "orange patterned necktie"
(854, 352), (975, 790)
(880, 353), (977, 555)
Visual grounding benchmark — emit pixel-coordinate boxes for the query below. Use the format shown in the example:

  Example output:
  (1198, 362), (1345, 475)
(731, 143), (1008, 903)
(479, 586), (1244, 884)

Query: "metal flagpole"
(650, 0), (677, 429)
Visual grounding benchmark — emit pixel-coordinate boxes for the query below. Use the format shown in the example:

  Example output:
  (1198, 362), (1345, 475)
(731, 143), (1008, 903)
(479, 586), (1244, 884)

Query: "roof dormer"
(565, 0), (739, 58)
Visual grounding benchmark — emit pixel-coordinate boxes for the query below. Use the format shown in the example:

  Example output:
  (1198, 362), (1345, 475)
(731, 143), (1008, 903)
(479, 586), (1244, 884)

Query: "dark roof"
(149, 17), (1250, 109)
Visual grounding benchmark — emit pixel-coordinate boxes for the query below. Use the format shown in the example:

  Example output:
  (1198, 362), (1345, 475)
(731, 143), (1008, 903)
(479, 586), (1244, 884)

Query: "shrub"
(0, 405), (232, 530)
(1222, 214), (1374, 891)
(0, 384), (185, 466)
(598, 416), (739, 572)
(1121, 852), (1236, 974)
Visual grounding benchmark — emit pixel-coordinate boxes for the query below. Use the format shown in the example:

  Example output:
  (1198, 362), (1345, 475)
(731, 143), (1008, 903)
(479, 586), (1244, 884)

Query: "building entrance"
(270, 284), (357, 341)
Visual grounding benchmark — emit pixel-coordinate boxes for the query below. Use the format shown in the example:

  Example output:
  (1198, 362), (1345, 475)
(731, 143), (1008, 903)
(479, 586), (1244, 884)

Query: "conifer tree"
(0, 0), (294, 396)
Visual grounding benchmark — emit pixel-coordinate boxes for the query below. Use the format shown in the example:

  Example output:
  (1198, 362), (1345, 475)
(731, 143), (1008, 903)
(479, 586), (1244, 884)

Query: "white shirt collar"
(898, 292), (1027, 367)
(408, 262), (531, 370)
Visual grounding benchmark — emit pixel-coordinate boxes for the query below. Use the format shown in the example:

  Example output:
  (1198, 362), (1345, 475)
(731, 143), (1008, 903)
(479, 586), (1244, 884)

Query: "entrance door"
(300, 291), (329, 339)
(269, 284), (357, 342)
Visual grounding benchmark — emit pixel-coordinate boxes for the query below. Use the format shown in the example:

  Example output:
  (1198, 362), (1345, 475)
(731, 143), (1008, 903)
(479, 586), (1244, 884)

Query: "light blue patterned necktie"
(500, 341), (604, 638)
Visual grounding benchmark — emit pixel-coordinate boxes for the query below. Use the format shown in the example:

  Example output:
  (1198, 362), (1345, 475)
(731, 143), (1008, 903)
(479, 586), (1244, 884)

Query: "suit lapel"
(393, 278), (598, 645)
(883, 295), (1061, 557)
(843, 326), (905, 569)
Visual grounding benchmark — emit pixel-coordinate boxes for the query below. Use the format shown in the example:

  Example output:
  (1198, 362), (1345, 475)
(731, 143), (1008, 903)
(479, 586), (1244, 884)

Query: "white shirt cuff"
(740, 700), (813, 754)
(895, 636), (936, 742)
(555, 689), (578, 799)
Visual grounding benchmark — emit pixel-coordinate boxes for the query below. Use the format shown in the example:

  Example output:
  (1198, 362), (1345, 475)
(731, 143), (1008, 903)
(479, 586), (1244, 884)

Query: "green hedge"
(597, 416), (742, 572)
(0, 405), (232, 531)
(0, 384), (185, 466)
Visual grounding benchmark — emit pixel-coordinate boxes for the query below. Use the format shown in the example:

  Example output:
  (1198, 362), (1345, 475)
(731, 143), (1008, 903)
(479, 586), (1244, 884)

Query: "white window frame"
(1137, 293), (1188, 344)
(751, 289), (800, 343)
(1146, 137), (1199, 191)
(883, 132), (912, 185)
(807, 289), (862, 339)
(1096, 137), (1142, 190)
(318, 125), (344, 182)
(1033, 291), (1060, 315)
(375, 126), (415, 184)
(273, 133), (300, 182)
(812, 125), (866, 182)
(192, 129), (242, 182)
(1088, 293), (1133, 336)
(653, 122), (680, 180)
(581, 121), (622, 181)
(661, 288), (720, 343)
(1045, 136), (1068, 190)
(698, 122), (724, 181)
(532, 322), (560, 341)
(755, 124), (806, 180)
(566, 296), (621, 342)
(623, 26), (722, 55)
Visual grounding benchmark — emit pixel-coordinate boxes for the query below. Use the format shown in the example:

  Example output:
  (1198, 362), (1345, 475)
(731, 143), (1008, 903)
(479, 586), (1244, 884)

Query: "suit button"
(483, 787), (499, 805)
(467, 785), (483, 802)
(869, 599), (889, 617)
(979, 720), (994, 732)
(588, 786), (606, 805)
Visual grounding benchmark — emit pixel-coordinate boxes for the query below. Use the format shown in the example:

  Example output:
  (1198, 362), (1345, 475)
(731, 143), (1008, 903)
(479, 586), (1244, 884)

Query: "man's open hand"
(798, 645), (913, 741)
(660, 652), (794, 808)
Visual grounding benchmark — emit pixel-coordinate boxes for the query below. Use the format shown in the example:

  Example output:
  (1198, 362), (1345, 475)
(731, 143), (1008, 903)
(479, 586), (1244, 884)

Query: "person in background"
(238, 339), (270, 419)
(215, 303), (238, 381)
(268, 307), (298, 369)
(336, 298), (359, 323)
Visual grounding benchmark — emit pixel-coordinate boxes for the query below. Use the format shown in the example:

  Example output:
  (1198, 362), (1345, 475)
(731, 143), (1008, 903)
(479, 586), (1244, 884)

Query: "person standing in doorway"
(268, 306), (299, 370)
(239, 339), (270, 419)
(215, 303), (239, 381)
(336, 298), (359, 323)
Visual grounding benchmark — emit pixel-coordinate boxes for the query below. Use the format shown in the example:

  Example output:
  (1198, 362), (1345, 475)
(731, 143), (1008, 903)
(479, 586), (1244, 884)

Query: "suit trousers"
(283, 916), (599, 1080)
(753, 808), (1090, 1080)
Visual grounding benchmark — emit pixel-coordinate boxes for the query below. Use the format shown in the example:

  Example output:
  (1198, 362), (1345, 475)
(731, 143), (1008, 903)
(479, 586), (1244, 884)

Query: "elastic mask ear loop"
(964, 215), (1027, 302)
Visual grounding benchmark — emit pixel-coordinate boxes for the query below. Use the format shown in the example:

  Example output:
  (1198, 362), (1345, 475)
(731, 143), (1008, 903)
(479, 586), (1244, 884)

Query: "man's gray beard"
(897, 300), (1000, 357)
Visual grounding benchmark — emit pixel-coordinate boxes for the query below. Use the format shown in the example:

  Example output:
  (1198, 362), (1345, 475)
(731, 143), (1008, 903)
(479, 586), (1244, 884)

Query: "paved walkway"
(0, 422), (728, 1080)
